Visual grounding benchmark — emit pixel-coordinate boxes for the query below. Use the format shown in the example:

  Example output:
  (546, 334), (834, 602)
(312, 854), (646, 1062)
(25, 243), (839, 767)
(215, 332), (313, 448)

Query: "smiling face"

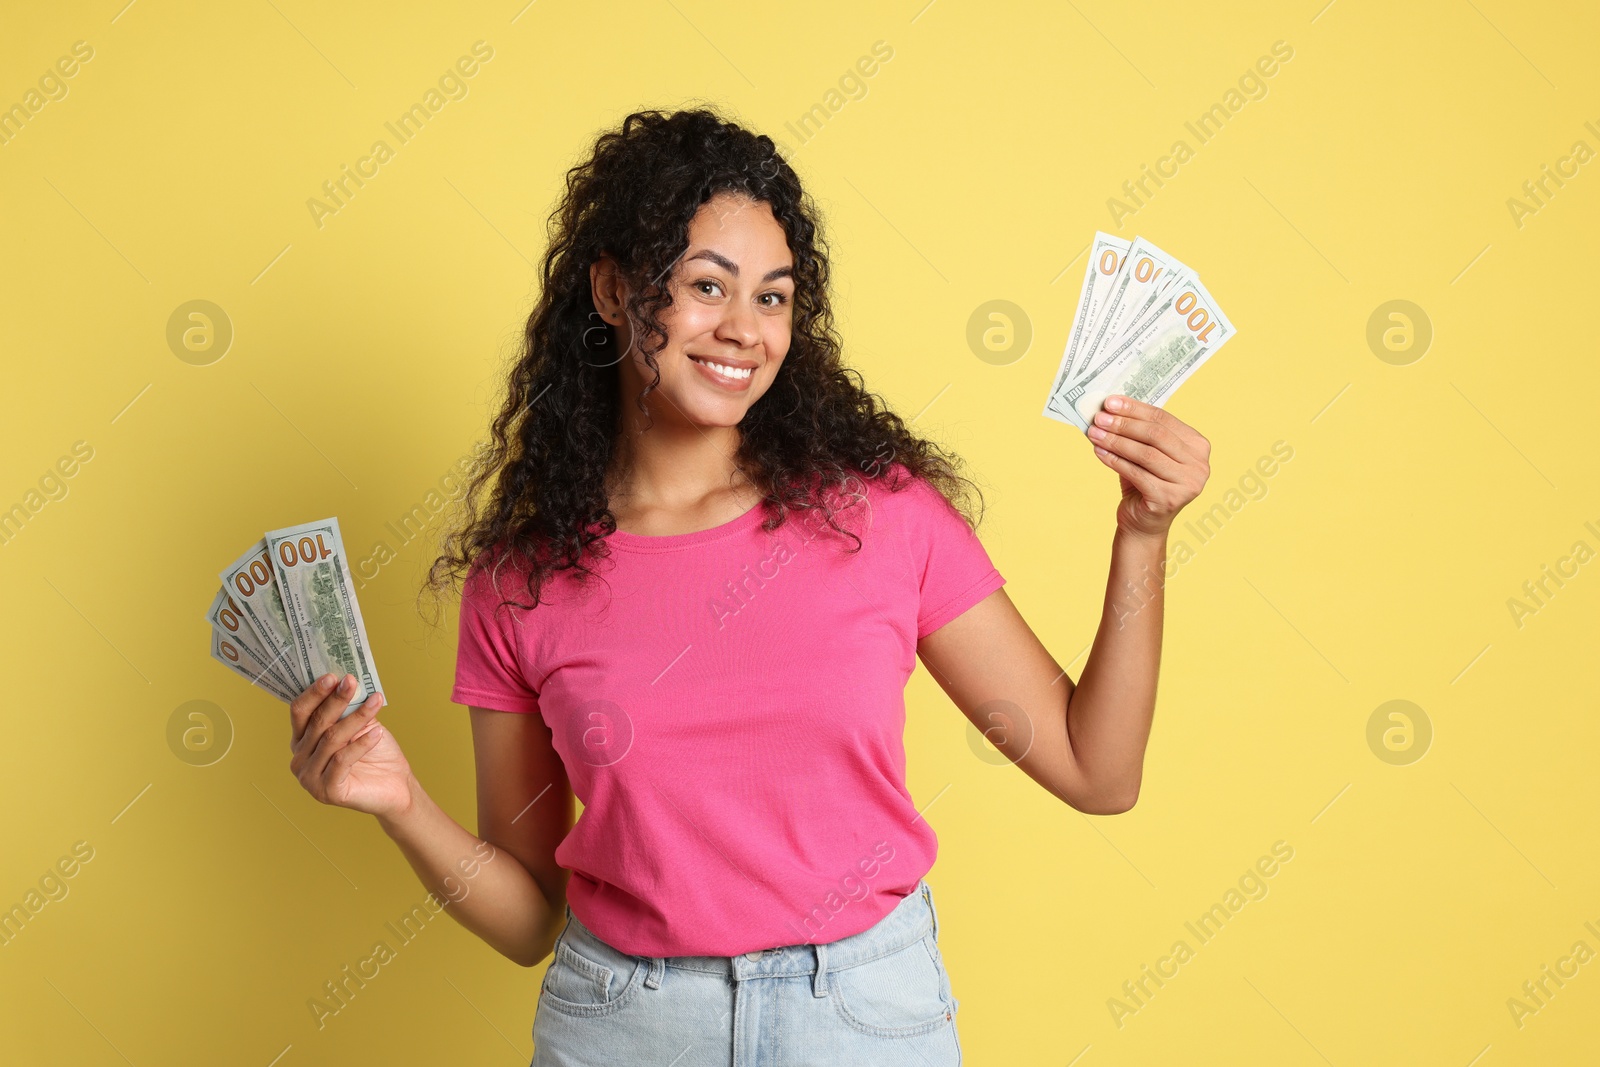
(594, 192), (796, 431)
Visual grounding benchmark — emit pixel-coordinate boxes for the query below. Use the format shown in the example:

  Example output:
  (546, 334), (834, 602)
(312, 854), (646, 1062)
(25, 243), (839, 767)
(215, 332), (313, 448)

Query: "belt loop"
(812, 940), (829, 997)
(922, 880), (940, 943)
(644, 956), (664, 990)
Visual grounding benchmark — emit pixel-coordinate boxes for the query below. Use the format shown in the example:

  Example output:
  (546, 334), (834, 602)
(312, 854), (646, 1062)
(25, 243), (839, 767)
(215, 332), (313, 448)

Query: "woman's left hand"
(1085, 395), (1211, 540)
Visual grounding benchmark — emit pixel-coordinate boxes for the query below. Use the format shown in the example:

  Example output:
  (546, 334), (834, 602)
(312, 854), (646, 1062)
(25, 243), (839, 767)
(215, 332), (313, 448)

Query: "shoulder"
(862, 462), (970, 527)
(460, 543), (567, 617)
(860, 460), (924, 502)
(462, 545), (521, 599)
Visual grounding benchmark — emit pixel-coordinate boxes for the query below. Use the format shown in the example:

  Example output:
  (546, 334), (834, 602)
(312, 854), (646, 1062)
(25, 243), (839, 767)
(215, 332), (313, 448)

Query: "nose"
(715, 298), (760, 350)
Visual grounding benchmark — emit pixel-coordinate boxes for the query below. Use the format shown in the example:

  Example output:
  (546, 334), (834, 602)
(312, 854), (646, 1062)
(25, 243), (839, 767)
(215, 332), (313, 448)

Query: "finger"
(1092, 442), (1166, 500)
(323, 722), (386, 795)
(310, 691), (383, 760)
(1090, 408), (1193, 468)
(290, 673), (340, 745)
(1104, 395), (1208, 456)
(1088, 421), (1186, 483)
(304, 692), (384, 780)
(292, 674), (360, 763)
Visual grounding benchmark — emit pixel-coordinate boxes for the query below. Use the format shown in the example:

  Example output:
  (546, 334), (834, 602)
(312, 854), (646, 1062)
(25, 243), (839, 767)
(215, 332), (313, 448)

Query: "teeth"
(691, 357), (753, 381)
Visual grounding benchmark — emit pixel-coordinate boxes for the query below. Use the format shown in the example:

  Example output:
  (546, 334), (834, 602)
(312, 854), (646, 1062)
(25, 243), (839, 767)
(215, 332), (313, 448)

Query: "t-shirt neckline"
(602, 498), (770, 551)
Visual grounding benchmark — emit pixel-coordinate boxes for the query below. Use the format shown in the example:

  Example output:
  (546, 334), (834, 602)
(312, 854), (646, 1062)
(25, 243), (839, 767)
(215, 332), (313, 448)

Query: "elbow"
(1095, 794), (1139, 815)
(1074, 794), (1137, 815)
(1066, 779), (1140, 815)
(507, 937), (556, 969)
(508, 909), (568, 968)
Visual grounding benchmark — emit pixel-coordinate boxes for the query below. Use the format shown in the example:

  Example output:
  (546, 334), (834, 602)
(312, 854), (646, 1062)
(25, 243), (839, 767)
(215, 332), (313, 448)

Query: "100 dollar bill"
(206, 587), (298, 692)
(220, 540), (309, 690)
(211, 627), (298, 703)
(1054, 276), (1236, 426)
(1045, 232), (1131, 400)
(1073, 235), (1189, 389)
(266, 517), (381, 718)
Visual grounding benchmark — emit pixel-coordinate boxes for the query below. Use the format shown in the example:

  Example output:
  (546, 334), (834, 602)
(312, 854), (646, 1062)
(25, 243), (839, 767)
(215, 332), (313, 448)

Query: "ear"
(589, 255), (628, 323)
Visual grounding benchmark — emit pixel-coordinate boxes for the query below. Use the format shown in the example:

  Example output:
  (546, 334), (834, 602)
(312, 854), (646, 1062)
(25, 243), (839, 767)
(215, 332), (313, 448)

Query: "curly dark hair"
(423, 104), (989, 618)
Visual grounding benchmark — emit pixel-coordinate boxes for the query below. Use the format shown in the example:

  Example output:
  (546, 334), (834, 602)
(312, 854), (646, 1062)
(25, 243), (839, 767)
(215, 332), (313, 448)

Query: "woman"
(285, 107), (1210, 1064)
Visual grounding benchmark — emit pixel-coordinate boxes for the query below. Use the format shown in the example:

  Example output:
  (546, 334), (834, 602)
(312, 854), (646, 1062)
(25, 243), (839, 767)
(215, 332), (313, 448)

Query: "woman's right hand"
(289, 674), (415, 819)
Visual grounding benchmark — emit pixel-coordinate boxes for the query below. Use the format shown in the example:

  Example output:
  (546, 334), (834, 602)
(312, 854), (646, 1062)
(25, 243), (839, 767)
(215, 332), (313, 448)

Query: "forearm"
(1066, 526), (1168, 810)
(375, 775), (564, 967)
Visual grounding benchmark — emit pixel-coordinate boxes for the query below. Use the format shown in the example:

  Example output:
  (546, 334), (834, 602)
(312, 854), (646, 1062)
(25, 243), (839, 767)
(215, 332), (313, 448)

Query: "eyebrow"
(686, 248), (794, 284)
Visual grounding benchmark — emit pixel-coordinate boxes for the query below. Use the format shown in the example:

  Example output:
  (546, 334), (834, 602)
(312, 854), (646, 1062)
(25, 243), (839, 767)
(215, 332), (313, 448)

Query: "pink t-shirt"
(449, 464), (1006, 957)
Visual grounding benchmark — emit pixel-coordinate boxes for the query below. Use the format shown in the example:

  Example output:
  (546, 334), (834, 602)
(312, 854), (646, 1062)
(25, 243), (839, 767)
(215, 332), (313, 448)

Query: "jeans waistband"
(559, 878), (942, 986)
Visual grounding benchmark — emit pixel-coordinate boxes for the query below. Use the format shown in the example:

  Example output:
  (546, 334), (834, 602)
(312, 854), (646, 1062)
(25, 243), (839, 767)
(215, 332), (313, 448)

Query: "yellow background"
(2, 1), (1596, 1063)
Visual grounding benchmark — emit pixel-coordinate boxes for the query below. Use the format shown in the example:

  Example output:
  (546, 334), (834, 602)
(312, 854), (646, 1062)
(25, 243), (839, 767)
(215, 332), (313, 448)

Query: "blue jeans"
(531, 878), (962, 1065)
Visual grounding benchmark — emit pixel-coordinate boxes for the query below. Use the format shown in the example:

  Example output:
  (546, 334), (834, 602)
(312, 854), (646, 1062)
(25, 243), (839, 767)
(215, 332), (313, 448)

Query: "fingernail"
(320, 674), (335, 689)
(1087, 425), (1107, 440)
(1106, 396), (1124, 411)
(1094, 411), (1114, 427)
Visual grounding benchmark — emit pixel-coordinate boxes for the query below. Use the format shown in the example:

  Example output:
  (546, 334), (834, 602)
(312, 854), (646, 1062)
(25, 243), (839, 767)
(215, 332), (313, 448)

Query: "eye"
(759, 291), (790, 308)
(693, 279), (723, 297)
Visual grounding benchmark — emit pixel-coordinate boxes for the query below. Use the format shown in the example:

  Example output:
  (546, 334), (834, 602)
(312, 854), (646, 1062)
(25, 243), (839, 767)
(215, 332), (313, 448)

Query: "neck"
(607, 415), (754, 513)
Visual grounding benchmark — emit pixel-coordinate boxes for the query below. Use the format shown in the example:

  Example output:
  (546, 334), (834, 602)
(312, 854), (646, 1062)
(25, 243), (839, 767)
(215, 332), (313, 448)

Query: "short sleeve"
(901, 472), (1007, 640)
(450, 562), (542, 714)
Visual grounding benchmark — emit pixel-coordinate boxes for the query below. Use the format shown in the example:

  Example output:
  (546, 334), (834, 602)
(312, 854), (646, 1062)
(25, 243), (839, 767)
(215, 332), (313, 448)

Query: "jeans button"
(744, 950), (765, 961)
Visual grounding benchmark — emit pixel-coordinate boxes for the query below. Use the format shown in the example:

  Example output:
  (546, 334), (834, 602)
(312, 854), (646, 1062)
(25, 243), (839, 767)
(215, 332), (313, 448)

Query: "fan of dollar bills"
(1043, 233), (1237, 430)
(207, 516), (381, 717)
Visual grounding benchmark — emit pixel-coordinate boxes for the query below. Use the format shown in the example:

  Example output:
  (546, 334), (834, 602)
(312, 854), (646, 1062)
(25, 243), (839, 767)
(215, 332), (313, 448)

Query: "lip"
(688, 354), (757, 392)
